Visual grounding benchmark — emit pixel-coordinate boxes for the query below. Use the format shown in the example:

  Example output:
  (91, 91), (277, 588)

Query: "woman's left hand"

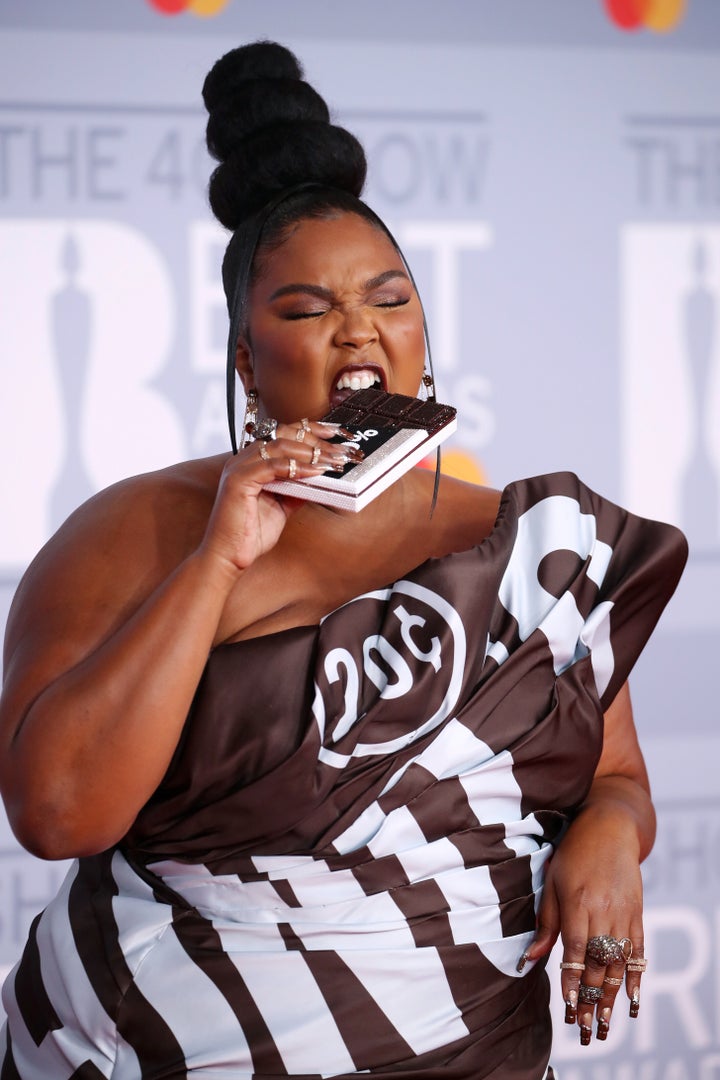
(518, 682), (653, 1045)
(526, 788), (646, 1044)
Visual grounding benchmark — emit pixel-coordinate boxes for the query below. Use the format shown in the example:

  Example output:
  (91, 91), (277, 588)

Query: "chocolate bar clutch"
(264, 387), (457, 511)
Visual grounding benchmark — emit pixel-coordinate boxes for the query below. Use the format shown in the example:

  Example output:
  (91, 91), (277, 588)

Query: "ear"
(235, 337), (254, 394)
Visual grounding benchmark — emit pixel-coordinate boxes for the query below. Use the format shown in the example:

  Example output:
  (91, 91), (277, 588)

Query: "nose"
(333, 306), (379, 349)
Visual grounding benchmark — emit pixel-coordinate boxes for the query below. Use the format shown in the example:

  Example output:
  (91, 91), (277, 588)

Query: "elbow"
(4, 791), (130, 861)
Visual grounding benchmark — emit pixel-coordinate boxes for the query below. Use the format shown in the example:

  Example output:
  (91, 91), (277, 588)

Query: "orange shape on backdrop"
(644, 0), (687, 31)
(420, 448), (488, 487)
(188, 0), (231, 14)
(604, 0), (686, 29)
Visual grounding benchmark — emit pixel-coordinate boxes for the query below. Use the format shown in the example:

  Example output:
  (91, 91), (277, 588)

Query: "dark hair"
(203, 42), (383, 316)
(203, 40), (436, 485)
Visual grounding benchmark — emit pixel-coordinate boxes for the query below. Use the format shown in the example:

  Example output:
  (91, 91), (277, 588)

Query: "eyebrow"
(268, 269), (409, 302)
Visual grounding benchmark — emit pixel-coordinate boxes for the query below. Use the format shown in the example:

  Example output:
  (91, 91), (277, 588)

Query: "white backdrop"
(0, 2), (718, 1077)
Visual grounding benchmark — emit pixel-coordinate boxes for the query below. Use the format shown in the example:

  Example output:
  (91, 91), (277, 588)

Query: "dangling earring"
(422, 371), (436, 402)
(241, 388), (259, 448)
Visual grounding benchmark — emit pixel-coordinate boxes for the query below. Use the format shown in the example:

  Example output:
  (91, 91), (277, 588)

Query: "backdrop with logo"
(0, 2), (718, 1076)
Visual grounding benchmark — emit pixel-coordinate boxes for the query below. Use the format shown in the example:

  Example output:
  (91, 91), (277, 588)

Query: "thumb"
(530, 880), (562, 961)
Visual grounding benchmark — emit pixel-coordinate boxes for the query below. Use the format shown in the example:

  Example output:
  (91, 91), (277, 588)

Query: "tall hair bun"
(203, 41), (367, 230)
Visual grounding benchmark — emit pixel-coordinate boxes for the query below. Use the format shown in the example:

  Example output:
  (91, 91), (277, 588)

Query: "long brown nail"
(597, 1007), (611, 1041)
(630, 987), (640, 1018)
(564, 989), (578, 1024)
(580, 1024), (592, 1046)
(516, 951), (530, 973)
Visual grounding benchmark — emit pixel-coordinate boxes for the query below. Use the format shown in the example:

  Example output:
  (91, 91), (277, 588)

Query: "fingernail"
(516, 951), (530, 973)
(580, 1024), (592, 1046)
(630, 987), (640, 1019)
(316, 422), (352, 435)
(564, 990), (578, 1024)
(597, 1007), (611, 1041)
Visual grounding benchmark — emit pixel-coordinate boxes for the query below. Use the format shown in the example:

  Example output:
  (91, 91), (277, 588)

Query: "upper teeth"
(336, 370), (381, 391)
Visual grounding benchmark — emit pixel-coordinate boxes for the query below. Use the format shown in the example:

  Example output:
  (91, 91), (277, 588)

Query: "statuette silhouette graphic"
(680, 238), (720, 551)
(49, 234), (94, 529)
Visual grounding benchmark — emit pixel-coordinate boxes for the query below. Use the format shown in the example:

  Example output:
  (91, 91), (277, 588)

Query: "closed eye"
(283, 309), (327, 320)
(374, 297), (411, 309)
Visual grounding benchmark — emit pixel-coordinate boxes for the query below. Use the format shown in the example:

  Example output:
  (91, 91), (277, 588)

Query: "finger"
(624, 915), (646, 1020)
(256, 437), (361, 478)
(279, 419), (358, 445)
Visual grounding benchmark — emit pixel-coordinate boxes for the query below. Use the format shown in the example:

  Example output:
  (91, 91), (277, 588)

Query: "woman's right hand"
(200, 419), (361, 572)
(0, 418), (358, 859)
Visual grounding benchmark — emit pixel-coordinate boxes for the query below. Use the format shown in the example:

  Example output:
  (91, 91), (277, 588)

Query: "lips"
(329, 364), (386, 408)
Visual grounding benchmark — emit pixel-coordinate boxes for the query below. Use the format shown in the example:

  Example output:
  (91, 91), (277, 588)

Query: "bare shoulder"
(4, 454), (227, 670)
(415, 471), (503, 555)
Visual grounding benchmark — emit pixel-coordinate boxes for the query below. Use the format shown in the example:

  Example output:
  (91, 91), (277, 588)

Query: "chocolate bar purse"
(264, 387), (457, 511)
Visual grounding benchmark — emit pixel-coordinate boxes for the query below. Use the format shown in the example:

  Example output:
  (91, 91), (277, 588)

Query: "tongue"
(329, 384), (373, 408)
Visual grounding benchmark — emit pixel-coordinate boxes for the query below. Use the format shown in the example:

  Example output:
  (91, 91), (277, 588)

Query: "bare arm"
(0, 429), (342, 859)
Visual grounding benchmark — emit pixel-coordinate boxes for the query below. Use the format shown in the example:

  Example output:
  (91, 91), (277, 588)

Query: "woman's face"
(237, 213), (427, 423)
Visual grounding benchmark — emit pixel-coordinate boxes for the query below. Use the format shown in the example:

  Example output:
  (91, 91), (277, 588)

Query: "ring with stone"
(287, 458), (297, 479)
(578, 984), (604, 1005)
(255, 418), (278, 441)
(586, 935), (633, 966)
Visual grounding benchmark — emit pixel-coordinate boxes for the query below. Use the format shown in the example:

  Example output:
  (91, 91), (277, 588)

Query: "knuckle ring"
(586, 935), (633, 966)
(300, 417), (311, 431)
(259, 443), (271, 462)
(559, 962), (586, 971)
(311, 445), (321, 466)
(295, 426), (307, 441)
(603, 976), (624, 986)
(255, 418), (278, 441)
(287, 457), (297, 479)
(578, 984), (604, 1005)
(626, 958), (648, 973)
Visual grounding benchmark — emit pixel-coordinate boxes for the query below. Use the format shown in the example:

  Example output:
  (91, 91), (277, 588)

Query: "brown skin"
(0, 212), (650, 1040)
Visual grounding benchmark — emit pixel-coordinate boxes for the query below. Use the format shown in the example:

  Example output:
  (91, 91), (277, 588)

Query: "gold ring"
(603, 976), (624, 986)
(288, 458), (297, 479)
(259, 443), (271, 462)
(559, 962), (586, 972)
(311, 445), (321, 466)
(295, 426), (307, 441)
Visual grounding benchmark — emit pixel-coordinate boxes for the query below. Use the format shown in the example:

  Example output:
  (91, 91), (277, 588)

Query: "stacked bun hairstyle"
(202, 40), (438, 505)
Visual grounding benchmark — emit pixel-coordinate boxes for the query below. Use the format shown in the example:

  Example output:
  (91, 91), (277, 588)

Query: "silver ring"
(311, 445), (321, 466)
(578, 985), (604, 1005)
(295, 426), (307, 441)
(259, 443), (271, 462)
(287, 458), (297, 479)
(255, 418), (278, 441)
(586, 935), (633, 966)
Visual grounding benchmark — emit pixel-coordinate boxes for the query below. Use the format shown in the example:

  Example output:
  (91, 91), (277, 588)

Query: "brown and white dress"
(0, 473), (687, 1080)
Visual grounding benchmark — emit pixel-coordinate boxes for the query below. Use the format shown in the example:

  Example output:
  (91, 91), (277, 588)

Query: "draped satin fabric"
(0, 473), (687, 1079)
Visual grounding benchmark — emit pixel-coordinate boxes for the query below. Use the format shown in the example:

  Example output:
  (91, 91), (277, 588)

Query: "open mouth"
(329, 366), (385, 408)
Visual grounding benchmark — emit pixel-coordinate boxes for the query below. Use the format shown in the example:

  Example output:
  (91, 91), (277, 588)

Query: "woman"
(0, 41), (686, 1080)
